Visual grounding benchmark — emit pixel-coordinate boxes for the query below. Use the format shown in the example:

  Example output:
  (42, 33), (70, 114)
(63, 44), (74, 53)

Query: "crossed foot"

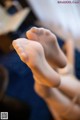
(26, 27), (67, 68)
(12, 27), (67, 88)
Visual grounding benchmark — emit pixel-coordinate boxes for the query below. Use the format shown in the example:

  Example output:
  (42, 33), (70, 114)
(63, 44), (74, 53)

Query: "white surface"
(28, 0), (80, 36)
(27, 0), (80, 50)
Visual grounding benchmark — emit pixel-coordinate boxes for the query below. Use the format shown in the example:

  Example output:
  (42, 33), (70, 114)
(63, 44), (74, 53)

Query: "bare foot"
(26, 27), (67, 68)
(12, 38), (60, 87)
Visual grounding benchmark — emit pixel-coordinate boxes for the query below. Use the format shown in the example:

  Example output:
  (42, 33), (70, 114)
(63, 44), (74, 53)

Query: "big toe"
(26, 27), (38, 40)
(12, 39), (28, 63)
(26, 27), (44, 41)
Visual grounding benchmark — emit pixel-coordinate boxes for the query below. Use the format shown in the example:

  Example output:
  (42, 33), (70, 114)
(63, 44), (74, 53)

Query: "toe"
(30, 27), (38, 33)
(12, 39), (28, 63)
(12, 40), (18, 48)
(20, 52), (28, 63)
(17, 47), (24, 54)
(30, 27), (44, 35)
(16, 48), (28, 63)
(26, 30), (38, 40)
(37, 28), (45, 35)
(44, 29), (57, 41)
(26, 27), (45, 39)
(12, 40), (23, 52)
(12, 40), (21, 51)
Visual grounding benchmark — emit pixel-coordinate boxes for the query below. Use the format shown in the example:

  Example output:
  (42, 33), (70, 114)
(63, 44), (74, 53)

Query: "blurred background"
(0, 0), (80, 120)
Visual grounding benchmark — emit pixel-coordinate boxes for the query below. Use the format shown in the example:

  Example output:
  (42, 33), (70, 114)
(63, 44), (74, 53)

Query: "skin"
(26, 27), (67, 68)
(12, 38), (60, 88)
(12, 27), (80, 120)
